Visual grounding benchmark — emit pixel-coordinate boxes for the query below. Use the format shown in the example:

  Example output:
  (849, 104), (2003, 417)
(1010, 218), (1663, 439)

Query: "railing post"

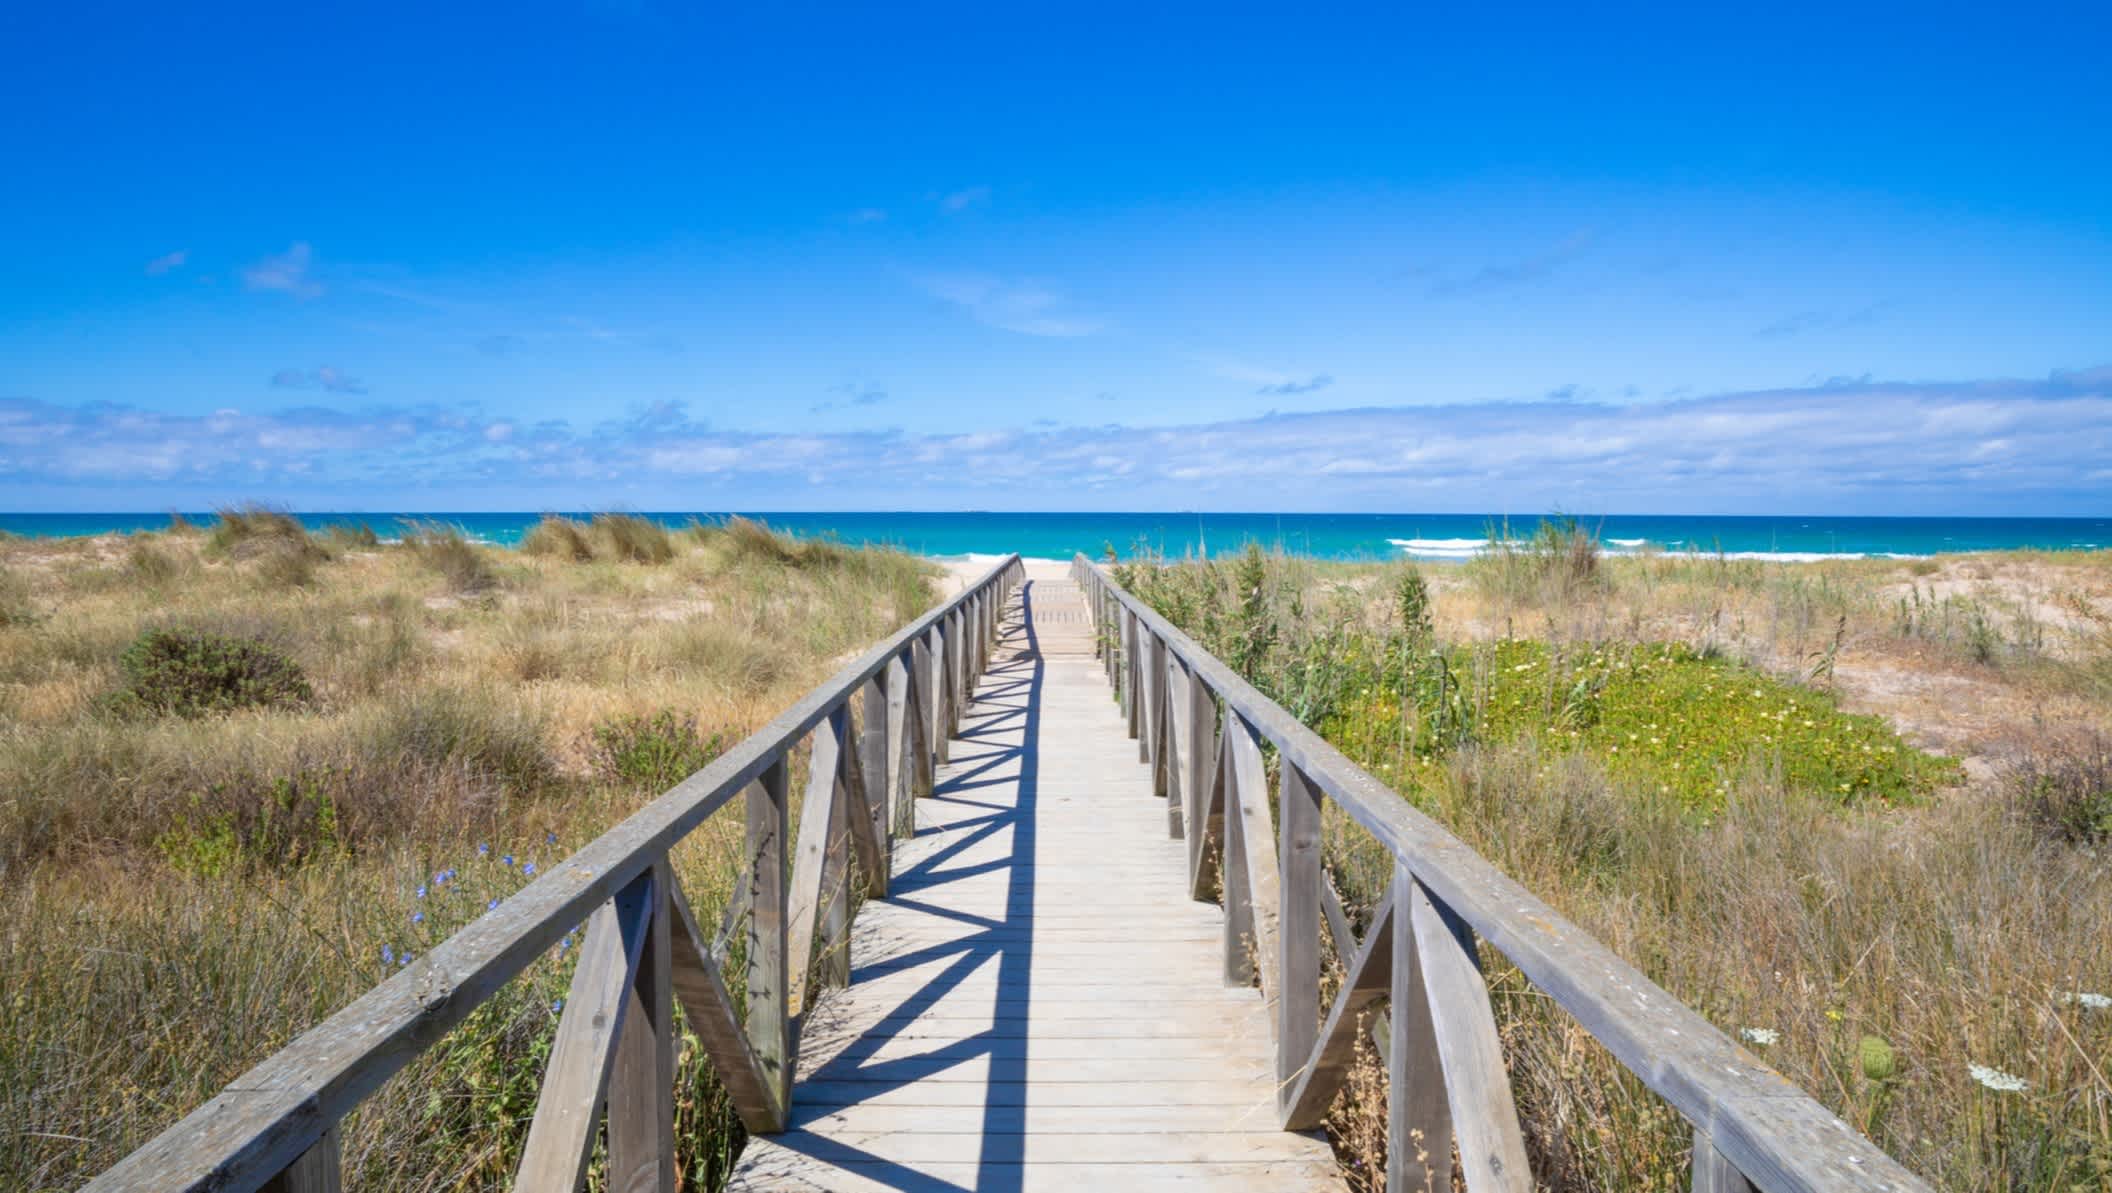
(746, 759), (791, 1115)
(1408, 880), (1531, 1192)
(259, 1127), (341, 1193)
(909, 636), (935, 797)
(1277, 764), (1323, 1120)
(1388, 863), (1452, 1193)
(1164, 651), (1189, 839)
(927, 624), (950, 764)
(608, 856), (676, 1193)
(1183, 663), (1216, 881)
(859, 674), (890, 852)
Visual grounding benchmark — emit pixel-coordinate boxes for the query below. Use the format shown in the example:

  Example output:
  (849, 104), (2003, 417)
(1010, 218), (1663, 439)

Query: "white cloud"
(144, 250), (188, 276)
(242, 242), (322, 298)
(3, 367), (2107, 513)
(919, 273), (1102, 337)
(939, 186), (990, 213)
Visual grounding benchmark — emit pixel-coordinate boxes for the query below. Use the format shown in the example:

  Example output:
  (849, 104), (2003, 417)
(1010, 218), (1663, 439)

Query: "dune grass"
(1118, 540), (2112, 1191)
(0, 513), (937, 1190)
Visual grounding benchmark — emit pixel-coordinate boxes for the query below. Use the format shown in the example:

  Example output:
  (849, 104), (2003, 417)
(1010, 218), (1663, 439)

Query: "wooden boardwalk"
(729, 564), (1341, 1191)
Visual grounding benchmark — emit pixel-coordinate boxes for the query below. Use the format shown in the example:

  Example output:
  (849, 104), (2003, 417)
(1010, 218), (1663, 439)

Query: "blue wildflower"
(501, 854), (515, 867)
(381, 944), (395, 965)
(522, 862), (537, 877)
(546, 832), (557, 845)
(415, 885), (427, 899)
(477, 842), (490, 856)
(411, 911), (425, 925)
(399, 953), (413, 966)
(488, 898), (501, 911)
(551, 998), (564, 1014)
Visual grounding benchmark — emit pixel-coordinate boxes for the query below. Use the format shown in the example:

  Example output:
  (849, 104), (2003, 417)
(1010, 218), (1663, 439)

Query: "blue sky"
(2, 1), (2108, 513)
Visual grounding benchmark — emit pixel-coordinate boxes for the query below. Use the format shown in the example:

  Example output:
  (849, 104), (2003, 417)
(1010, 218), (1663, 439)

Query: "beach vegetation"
(0, 516), (938, 1188)
(1122, 543), (2112, 1190)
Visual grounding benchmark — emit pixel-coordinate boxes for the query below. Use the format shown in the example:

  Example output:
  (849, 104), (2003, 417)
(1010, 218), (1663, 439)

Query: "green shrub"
(591, 513), (675, 564)
(591, 709), (724, 790)
(1466, 516), (1603, 605)
(156, 768), (344, 875)
(521, 515), (595, 561)
(109, 628), (313, 717)
(404, 522), (496, 593)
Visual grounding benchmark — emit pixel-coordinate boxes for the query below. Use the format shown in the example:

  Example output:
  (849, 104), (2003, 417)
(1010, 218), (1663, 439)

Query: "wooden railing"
(1072, 555), (1931, 1193)
(83, 555), (1024, 1193)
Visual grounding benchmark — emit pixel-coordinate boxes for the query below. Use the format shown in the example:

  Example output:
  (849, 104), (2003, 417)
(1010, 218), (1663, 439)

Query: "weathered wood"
(1227, 714), (1283, 1033)
(1182, 659), (1214, 858)
(1694, 1129), (1762, 1193)
(858, 674), (889, 860)
(1221, 739), (1256, 987)
(1277, 763), (1325, 1115)
(608, 858), (676, 1193)
(883, 653), (913, 837)
(514, 871), (656, 1193)
(786, 713), (847, 1015)
(1281, 881), (1395, 1129)
(928, 623), (950, 765)
(1079, 560), (1930, 1193)
(814, 759), (852, 993)
(81, 556), (1019, 1193)
(258, 1128), (339, 1193)
(1388, 862), (1451, 1193)
(1410, 881), (1529, 1193)
(747, 760), (792, 1117)
(667, 874), (784, 1132)
(834, 704), (885, 895)
(1191, 724), (1227, 901)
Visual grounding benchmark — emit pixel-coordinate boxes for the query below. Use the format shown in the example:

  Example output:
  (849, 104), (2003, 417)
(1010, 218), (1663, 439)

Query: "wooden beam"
(1281, 880), (1396, 1129)
(1694, 1129), (1761, 1193)
(258, 1127), (339, 1193)
(1190, 727), (1227, 902)
(514, 871), (656, 1193)
(858, 674), (890, 860)
(1410, 880), (1530, 1193)
(786, 712), (847, 1016)
(1227, 714), (1282, 1032)
(745, 761), (791, 1119)
(1389, 863), (1452, 1193)
(607, 858), (675, 1193)
(666, 874), (783, 1133)
(1277, 763), (1325, 1115)
(1220, 739), (1255, 989)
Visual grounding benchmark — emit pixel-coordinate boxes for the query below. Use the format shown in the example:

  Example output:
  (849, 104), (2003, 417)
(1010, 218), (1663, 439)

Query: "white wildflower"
(1739, 1027), (1780, 1046)
(1968, 1063), (2029, 1093)
(2060, 992), (2112, 1011)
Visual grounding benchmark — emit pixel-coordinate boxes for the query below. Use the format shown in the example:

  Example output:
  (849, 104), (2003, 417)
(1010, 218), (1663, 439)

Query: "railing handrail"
(1074, 554), (1929, 1193)
(84, 553), (1022, 1193)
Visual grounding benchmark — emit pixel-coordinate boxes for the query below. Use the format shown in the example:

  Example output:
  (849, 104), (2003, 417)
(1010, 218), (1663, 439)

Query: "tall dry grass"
(0, 515), (937, 1189)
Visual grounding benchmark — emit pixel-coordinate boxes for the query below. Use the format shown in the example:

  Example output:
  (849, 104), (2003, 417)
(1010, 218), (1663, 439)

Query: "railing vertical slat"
(1277, 763), (1324, 1118)
(259, 1127), (340, 1193)
(860, 674), (890, 854)
(607, 857), (676, 1193)
(1182, 664), (1215, 879)
(1190, 723), (1227, 901)
(1409, 881), (1531, 1192)
(1693, 1130), (1761, 1193)
(1164, 650), (1189, 839)
(1220, 736), (1256, 988)
(746, 760), (792, 1114)
(1227, 714), (1283, 1037)
(1388, 862), (1453, 1193)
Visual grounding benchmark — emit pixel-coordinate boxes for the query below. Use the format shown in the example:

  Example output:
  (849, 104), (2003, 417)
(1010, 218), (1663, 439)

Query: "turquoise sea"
(1, 511), (2105, 561)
